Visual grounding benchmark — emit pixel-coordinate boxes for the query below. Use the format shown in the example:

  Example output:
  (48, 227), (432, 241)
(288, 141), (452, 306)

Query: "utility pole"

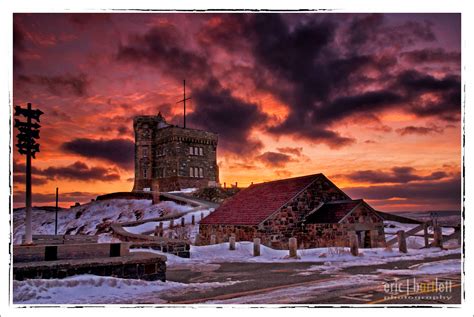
(14, 103), (43, 245)
(55, 187), (59, 235)
(176, 80), (191, 129)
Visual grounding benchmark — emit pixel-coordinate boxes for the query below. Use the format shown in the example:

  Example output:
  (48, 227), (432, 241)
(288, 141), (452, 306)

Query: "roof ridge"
(251, 173), (323, 186)
(325, 199), (362, 204)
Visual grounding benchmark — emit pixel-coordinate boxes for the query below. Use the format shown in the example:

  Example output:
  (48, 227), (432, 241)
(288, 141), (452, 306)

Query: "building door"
(356, 231), (372, 248)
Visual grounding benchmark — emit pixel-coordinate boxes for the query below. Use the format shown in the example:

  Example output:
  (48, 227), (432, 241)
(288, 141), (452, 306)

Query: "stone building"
(199, 173), (385, 249)
(132, 112), (219, 192)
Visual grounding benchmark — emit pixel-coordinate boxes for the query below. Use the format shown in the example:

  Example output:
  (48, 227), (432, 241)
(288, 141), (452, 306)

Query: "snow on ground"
(384, 221), (454, 236)
(167, 188), (198, 194)
(12, 199), (190, 245)
(377, 259), (461, 275)
(13, 274), (239, 304)
(123, 207), (213, 235)
(132, 242), (461, 269)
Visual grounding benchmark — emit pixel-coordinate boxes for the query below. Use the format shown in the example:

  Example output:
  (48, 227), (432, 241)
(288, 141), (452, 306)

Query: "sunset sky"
(12, 13), (461, 211)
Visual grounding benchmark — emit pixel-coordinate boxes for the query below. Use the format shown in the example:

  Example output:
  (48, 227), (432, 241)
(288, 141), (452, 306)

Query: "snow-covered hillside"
(12, 199), (191, 244)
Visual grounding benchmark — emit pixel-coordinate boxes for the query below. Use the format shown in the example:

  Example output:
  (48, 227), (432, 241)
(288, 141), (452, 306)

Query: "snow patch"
(13, 274), (240, 304)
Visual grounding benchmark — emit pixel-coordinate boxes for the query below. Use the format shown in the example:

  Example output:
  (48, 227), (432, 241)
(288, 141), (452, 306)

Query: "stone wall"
(258, 176), (350, 248)
(13, 243), (130, 263)
(13, 252), (166, 281)
(133, 114), (219, 192)
(198, 221), (385, 249)
(197, 176), (386, 249)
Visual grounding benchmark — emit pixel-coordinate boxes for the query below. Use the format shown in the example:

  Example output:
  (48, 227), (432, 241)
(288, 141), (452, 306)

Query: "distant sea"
(391, 210), (461, 225)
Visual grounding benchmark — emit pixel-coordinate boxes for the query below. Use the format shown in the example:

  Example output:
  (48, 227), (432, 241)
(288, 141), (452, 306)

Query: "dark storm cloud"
(118, 14), (460, 150)
(61, 138), (135, 169)
(118, 26), (269, 154)
(117, 24), (209, 80)
(239, 14), (456, 146)
(343, 176), (460, 207)
(256, 151), (293, 168)
(13, 174), (49, 186)
(69, 13), (112, 27)
(396, 125), (443, 136)
(17, 73), (90, 96)
(13, 160), (120, 182)
(277, 147), (303, 157)
(343, 166), (448, 184)
(400, 48), (460, 64)
(14, 191), (102, 205)
(13, 21), (26, 69)
(397, 70), (460, 93)
(347, 14), (436, 50)
(318, 90), (403, 125)
(41, 161), (120, 182)
(188, 78), (268, 153)
(396, 70), (461, 121)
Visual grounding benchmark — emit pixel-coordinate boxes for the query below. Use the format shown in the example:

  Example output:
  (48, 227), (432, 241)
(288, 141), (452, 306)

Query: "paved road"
(155, 253), (461, 305)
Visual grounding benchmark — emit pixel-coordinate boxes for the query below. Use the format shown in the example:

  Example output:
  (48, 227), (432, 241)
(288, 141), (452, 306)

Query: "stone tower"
(132, 112), (219, 192)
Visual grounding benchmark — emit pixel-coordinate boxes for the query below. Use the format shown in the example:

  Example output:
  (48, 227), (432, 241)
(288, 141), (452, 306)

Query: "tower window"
(190, 167), (194, 177)
(142, 147), (148, 157)
(143, 169), (147, 178)
(199, 167), (203, 178)
(199, 148), (203, 156)
(194, 167), (199, 178)
(189, 147), (193, 155)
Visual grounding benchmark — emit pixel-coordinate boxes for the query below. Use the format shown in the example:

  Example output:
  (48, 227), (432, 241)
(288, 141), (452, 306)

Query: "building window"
(190, 167), (194, 177)
(143, 169), (147, 178)
(194, 167), (199, 178)
(142, 147), (148, 157)
(199, 167), (203, 178)
(189, 146), (203, 156)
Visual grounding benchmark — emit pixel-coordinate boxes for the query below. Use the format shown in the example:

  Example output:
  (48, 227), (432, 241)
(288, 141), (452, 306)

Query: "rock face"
(133, 112), (219, 192)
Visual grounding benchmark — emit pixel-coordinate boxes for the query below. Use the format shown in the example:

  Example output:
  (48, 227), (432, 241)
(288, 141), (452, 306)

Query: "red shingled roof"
(305, 200), (362, 223)
(201, 174), (324, 225)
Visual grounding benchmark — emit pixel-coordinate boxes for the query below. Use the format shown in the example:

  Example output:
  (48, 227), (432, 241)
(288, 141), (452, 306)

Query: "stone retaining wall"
(13, 252), (166, 281)
(14, 243), (130, 263)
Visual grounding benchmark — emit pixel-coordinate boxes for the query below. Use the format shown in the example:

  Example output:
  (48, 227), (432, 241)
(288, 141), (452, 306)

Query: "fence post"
(289, 237), (298, 258)
(200, 212), (204, 220)
(181, 217), (185, 227)
(253, 238), (261, 256)
(210, 234), (216, 245)
(423, 223), (429, 248)
(350, 233), (359, 256)
(169, 219), (174, 229)
(154, 225), (162, 237)
(168, 231), (173, 239)
(397, 230), (408, 253)
(229, 235), (236, 250)
(433, 226), (443, 248)
(191, 215), (195, 225)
